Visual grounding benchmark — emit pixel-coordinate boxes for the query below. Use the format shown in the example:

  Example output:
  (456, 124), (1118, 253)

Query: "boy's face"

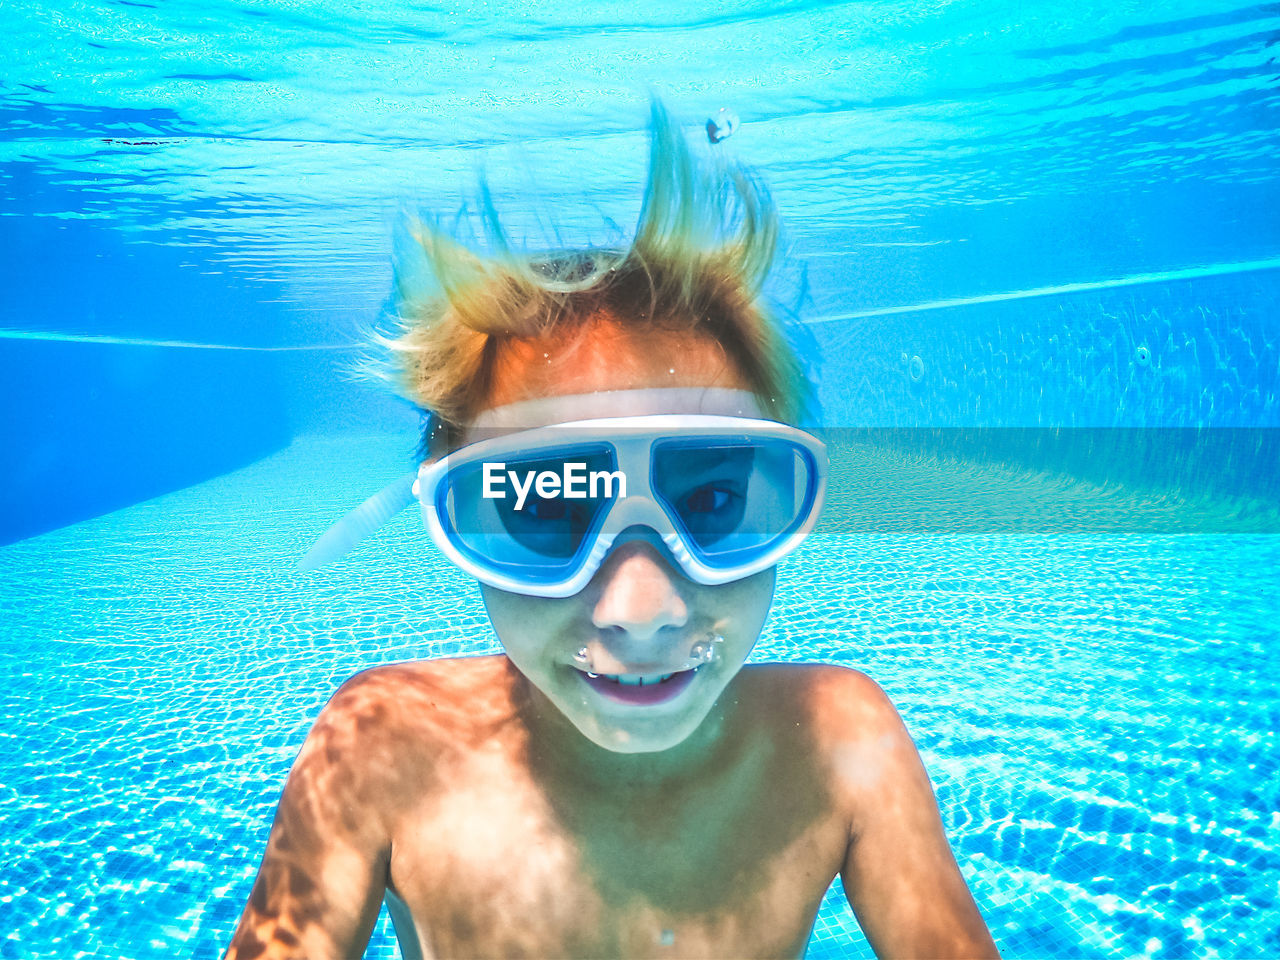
(472, 321), (777, 753)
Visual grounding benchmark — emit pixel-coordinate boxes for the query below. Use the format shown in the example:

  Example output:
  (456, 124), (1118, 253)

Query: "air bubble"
(706, 108), (739, 144)
(1135, 344), (1151, 367)
(908, 355), (925, 383)
(685, 633), (725, 668)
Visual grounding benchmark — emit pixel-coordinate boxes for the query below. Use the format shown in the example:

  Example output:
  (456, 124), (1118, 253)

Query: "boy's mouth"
(576, 666), (699, 706)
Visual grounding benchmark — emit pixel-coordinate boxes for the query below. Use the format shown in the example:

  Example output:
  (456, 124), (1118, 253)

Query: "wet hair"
(363, 100), (811, 454)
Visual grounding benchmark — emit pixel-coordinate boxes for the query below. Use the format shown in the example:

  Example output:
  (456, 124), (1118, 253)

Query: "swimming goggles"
(412, 413), (826, 597)
(297, 389), (826, 598)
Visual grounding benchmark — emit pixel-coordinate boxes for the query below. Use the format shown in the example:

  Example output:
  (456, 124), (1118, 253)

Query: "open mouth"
(577, 665), (700, 705)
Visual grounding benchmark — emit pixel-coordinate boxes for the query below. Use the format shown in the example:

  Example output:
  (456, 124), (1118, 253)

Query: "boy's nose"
(590, 539), (689, 642)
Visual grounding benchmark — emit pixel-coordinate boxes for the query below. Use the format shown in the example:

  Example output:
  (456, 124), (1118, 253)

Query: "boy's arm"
(226, 681), (392, 959)
(825, 669), (999, 959)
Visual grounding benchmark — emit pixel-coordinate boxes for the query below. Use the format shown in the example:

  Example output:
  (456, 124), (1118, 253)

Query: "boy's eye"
(496, 497), (599, 560)
(681, 485), (738, 515)
(525, 496), (568, 521)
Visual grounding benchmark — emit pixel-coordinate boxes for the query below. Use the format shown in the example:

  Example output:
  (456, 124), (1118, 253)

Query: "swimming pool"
(2, 0), (1278, 957)
(1, 434), (1276, 957)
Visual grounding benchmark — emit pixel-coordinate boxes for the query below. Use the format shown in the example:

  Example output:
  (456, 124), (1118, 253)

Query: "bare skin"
(228, 658), (995, 960)
(228, 321), (998, 959)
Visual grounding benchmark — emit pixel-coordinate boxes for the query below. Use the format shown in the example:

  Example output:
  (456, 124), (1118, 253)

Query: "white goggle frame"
(412, 414), (827, 598)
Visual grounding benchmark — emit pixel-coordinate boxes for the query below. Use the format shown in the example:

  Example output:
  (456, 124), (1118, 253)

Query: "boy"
(228, 104), (998, 959)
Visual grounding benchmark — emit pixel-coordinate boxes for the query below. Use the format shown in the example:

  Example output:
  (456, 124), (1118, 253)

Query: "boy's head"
(376, 101), (811, 452)
(375, 102), (822, 753)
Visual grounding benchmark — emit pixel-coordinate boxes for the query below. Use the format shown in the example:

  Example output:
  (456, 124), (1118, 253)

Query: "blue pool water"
(2, 1), (1279, 957)
(1, 437), (1277, 957)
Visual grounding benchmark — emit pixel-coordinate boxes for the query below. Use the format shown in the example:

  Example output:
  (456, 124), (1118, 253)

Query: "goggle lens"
(652, 438), (818, 565)
(440, 445), (618, 582)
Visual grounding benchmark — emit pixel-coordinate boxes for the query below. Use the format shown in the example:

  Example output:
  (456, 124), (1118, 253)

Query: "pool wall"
(0, 176), (294, 545)
(810, 269), (1279, 505)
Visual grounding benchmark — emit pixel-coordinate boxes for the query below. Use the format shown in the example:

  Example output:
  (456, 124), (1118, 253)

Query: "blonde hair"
(365, 101), (811, 449)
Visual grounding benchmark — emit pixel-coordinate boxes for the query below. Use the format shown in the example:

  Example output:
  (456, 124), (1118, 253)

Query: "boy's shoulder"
(740, 662), (915, 795)
(302, 655), (520, 780)
(742, 661), (901, 735)
(327, 653), (513, 703)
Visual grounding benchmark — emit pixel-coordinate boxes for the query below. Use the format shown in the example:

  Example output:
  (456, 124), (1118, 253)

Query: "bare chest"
(386, 751), (847, 958)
